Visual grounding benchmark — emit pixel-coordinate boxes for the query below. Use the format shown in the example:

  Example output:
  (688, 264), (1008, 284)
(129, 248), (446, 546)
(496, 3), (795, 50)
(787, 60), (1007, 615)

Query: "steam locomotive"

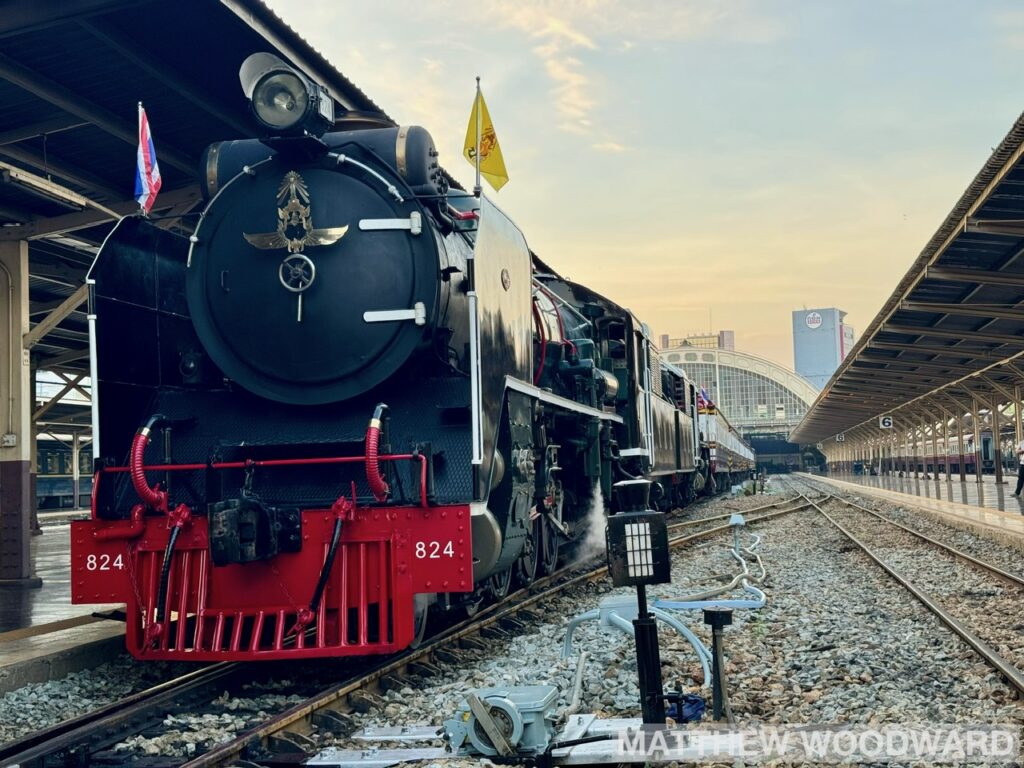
(72, 54), (752, 661)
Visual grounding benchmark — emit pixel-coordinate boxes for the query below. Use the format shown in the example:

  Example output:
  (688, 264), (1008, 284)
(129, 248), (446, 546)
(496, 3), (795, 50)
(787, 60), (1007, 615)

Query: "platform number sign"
(835, 433), (845, 442)
(879, 415), (894, 429)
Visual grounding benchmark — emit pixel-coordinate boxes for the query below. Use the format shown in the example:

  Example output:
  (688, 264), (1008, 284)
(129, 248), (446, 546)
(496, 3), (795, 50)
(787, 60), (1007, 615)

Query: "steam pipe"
(366, 403), (390, 502)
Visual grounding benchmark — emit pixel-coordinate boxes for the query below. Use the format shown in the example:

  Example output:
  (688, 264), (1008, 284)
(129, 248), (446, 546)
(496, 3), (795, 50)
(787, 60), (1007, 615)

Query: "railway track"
(3, 492), (805, 767)
(779, 474), (1024, 698)
(184, 494), (811, 768)
(0, 661), (245, 766)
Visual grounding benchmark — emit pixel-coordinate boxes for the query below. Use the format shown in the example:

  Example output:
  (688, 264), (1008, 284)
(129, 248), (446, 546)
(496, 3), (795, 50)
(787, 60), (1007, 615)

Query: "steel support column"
(925, 417), (933, 479)
(1015, 386), (1023, 491)
(0, 239), (39, 586)
(957, 409), (967, 482)
(992, 397), (1004, 484)
(905, 421), (913, 475)
(919, 416), (929, 478)
(940, 407), (951, 481)
(971, 398), (983, 483)
(1015, 385), (1023, 447)
(913, 423), (921, 479)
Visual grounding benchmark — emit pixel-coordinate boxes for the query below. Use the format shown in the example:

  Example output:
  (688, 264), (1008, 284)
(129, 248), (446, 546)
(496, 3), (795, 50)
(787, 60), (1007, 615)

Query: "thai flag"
(134, 103), (162, 214)
(697, 386), (712, 410)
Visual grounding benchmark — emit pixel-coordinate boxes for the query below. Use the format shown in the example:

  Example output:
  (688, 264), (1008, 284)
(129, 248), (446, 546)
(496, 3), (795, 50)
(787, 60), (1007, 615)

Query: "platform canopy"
(0, 0), (396, 432)
(791, 112), (1024, 445)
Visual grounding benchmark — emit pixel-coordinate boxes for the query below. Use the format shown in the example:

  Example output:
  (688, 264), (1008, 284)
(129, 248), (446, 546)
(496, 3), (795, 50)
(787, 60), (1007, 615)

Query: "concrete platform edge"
(0, 629), (125, 695)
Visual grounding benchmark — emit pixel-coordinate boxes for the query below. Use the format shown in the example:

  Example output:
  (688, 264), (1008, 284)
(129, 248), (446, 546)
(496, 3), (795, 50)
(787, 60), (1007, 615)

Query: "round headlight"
(252, 71), (309, 130)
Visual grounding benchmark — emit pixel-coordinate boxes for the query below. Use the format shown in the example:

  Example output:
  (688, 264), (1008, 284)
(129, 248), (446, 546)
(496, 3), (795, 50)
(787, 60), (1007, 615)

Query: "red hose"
(95, 503), (146, 541)
(130, 428), (167, 512)
(365, 404), (390, 502)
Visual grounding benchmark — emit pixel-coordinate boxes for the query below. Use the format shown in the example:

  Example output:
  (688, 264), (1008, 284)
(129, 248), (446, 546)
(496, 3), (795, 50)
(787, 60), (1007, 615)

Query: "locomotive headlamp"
(253, 71), (309, 129)
(239, 53), (334, 137)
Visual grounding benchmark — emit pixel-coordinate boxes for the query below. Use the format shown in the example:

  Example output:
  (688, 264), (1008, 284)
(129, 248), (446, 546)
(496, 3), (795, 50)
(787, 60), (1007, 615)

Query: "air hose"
(365, 403), (390, 502)
(130, 413), (168, 511)
(132, 414), (192, 647)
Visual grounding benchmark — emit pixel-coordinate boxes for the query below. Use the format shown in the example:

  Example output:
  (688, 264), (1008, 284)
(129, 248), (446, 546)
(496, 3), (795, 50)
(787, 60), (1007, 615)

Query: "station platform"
(0, 522), (124, 692)
(803, 472), (1024, 548)
(0, 521), (121, 633)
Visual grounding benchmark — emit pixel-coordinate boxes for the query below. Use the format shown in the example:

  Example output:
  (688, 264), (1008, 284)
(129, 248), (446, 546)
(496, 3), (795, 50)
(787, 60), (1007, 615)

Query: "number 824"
(414, 540), (454, 559)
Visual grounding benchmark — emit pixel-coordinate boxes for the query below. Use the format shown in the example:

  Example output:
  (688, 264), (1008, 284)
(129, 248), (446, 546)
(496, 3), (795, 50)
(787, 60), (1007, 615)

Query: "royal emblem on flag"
(464, 81), (509, 192)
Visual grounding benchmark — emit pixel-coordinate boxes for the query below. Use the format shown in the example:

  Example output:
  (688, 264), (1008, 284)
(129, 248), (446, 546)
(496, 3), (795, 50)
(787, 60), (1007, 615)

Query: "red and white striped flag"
(134, 102), (162, 214)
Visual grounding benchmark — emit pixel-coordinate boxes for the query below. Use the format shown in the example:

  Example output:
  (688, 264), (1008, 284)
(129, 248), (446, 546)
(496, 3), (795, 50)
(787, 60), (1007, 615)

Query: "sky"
(264, 0), (1024, 369)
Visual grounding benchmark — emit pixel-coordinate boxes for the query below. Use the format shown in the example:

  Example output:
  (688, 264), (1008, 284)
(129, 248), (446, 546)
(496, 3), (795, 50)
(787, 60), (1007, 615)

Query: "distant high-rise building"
(658, 330), (735, 351)
(792, 308), (854, 390)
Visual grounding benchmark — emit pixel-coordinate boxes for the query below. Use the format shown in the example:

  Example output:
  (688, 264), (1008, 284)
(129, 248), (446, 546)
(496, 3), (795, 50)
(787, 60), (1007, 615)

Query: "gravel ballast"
(314, 488), (1023, 761)
(7, 480), (1024, 763)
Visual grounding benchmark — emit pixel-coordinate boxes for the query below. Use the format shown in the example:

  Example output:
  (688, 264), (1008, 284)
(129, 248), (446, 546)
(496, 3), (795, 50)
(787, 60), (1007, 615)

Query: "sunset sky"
(265, 0), (1024, 370)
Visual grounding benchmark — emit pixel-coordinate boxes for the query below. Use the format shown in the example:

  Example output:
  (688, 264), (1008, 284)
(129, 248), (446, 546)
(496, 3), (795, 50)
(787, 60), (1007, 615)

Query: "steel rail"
(822, 494), (1024, 588)
(0, 661), (241, 765)
(807, 495), (1024, 697)
(0, 492), (774, 764)
(6, 493), (809, 767)
(185, 498), (814, 767)
(665, 494), (800, 534)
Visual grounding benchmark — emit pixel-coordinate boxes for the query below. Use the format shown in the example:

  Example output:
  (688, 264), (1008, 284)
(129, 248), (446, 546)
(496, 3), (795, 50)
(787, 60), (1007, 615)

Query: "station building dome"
(662, 346), (819, 437)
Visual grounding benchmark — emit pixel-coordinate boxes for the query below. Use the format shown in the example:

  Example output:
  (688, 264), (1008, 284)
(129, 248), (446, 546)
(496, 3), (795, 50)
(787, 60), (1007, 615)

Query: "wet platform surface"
(0, 523), (125, 689)
(805, 472), (1024, 542)
(0, 522), (120, 634)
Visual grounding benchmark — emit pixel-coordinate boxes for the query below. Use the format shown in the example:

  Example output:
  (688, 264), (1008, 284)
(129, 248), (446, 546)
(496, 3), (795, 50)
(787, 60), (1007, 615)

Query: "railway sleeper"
(408, 660), (442, 677)
(311, 709), (353, 735)
(498, 616), (527, 632)
(347, 690), (382, 714)
(459, 635), (488, 651)
(480, 625), (511, 640)
(380, 673), (409, 691)
(433, 647), (461, 664)
(267, 730), (317, 755)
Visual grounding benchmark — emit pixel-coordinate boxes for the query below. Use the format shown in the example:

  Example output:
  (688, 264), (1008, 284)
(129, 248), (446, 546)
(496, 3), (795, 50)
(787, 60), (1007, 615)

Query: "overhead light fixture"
(1, 167), (83, 212)
(46, 236), (99, 255)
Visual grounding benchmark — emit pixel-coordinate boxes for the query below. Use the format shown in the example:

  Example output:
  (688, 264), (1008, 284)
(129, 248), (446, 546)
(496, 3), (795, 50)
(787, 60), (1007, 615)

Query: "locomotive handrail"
(97, 453), (430, 508)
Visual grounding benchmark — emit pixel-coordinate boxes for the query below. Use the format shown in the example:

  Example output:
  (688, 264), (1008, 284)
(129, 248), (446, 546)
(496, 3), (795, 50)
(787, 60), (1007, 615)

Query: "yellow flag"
(464, 89), (509, 191)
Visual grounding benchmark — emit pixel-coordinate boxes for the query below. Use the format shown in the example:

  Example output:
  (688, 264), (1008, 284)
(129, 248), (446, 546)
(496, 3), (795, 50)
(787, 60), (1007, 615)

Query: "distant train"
(36, 439), (92, 510)
(854, 429), (1008, 475)
(685, 382), (755, 488)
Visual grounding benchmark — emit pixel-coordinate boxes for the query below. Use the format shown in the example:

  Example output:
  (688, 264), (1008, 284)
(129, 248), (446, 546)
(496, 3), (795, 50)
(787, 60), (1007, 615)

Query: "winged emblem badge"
(243, 171), (349, 253)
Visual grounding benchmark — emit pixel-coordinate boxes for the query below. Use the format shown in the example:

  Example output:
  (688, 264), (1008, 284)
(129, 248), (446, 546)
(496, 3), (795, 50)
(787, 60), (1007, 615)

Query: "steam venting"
(576, 481), (608, 563)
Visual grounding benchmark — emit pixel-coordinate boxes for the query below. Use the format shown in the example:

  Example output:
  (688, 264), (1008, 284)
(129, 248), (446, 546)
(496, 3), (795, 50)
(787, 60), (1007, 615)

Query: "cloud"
(542, 56), (594, 132)
(989, 9), (1024, 50)
(484, 5), (598, 133)
(476, 1), (784, 136)
(592, 140), (628, 152)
